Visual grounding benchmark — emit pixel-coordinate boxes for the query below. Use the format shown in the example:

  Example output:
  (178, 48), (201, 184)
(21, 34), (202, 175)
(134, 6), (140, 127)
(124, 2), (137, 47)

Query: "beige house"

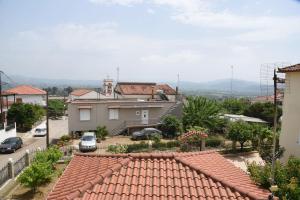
(68, 99), (181, 135)
(279, 64), (300, 162)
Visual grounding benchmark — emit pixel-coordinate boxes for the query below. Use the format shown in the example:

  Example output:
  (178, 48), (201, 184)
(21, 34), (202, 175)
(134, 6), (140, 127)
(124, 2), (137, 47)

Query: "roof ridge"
(65, 157), (132, 200)
(174, 155), (268, 200)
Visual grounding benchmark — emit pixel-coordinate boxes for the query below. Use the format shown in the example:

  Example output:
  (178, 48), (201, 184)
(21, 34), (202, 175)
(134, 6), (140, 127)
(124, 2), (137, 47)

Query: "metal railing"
(0, 165), (9, 187)
(13, 155), (27, 176)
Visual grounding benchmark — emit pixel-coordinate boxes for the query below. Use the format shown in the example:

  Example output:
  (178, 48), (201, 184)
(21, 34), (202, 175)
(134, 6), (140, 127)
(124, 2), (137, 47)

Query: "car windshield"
(81, 136), (94, 141)
(36, 128), (46, 132)
(2, 138), (16, 144)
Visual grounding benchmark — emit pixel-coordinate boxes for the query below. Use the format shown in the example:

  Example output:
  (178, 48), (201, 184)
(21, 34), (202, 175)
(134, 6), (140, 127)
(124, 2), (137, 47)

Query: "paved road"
(0, 117), (68, 169)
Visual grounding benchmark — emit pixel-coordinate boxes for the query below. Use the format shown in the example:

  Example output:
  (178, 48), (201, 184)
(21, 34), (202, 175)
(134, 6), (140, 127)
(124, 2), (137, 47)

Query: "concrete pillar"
(25, 149), (30, 166)
(201, 139), (206, 151)
(7, 158), (14, 179)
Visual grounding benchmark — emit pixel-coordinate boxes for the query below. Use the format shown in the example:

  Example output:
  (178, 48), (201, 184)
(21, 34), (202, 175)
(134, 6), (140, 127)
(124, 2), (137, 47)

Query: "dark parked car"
(132, 128), (162, 140)
(0, 137), (23, 153)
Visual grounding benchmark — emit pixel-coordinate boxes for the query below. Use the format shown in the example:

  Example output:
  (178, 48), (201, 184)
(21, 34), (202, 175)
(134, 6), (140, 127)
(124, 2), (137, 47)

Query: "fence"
(0, 146), (75, 188)
(0, 165), (9, 187)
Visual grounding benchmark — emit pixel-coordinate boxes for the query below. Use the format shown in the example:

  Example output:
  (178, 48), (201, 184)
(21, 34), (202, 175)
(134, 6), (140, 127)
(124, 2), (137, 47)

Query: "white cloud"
(147, 8), (155, 14)
(141, 51), (202, 64)
(89, 0), (142, 6)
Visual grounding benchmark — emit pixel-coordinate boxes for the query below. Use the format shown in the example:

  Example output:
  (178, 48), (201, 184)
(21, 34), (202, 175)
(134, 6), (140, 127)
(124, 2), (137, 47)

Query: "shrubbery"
(206, 136), (223, 147)
(107, 141), (180, 154)
(95, 126), (109, 141)
(248, 157), (300, 200)
(18, 146), (63, 192)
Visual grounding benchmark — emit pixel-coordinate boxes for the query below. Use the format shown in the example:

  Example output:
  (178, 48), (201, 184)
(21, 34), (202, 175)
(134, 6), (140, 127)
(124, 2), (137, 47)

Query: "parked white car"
(34, 128), (47, 137)
(79, 132), (97, 152)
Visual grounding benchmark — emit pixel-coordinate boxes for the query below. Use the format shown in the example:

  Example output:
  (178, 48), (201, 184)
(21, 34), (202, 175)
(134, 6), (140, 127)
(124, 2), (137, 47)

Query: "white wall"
(70, 91), (105, 100)
(0, 123), (17, 143)
(280, 72), (300, 162)
(8, 95), (45, 106)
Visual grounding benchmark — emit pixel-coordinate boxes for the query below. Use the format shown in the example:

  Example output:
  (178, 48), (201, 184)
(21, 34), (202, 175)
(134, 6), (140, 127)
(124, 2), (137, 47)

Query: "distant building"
(69, 89), (100, 101)
(114, 82), (177, 101)
(279, 64), (300, 161)
(3, 85), (46, 106)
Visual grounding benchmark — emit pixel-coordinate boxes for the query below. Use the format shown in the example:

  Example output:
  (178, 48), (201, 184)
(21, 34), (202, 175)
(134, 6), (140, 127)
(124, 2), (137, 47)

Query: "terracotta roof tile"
(47, 152), (272, 200)
(115, 82), (176, 95)
(4, 85), (46, 95)
(178, 131), (208, 142)
(71, 89), (94, 96)
(278, 63), (300, 73)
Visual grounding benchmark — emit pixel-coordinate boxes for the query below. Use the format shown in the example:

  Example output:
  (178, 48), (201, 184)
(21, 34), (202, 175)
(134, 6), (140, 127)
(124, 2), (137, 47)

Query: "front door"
(141, 110), (149, 125)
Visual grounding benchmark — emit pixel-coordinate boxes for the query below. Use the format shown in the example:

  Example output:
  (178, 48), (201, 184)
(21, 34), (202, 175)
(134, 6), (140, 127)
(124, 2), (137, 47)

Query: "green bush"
(160, 115), (182, 138)
(34, 146), (63, 166)
(95, 126), (109, 141)
(18, 162), (53, 192)
(60, 135), (71, 142)
(248, 157), (300, 200)
(126, 142), (149, 153)
(206, 136), (223, 147)
(150, 134), (162, 144)
(107, 144), (128, 154)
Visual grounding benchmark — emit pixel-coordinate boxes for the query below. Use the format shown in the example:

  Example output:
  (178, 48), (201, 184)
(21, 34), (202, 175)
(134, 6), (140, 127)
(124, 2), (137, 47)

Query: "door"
(141, 110), (149, 125)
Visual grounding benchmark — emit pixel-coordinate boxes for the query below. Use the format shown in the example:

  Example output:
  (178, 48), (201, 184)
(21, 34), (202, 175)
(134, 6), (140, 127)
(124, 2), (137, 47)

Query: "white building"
(4, 85), (46, 106)
(279, 64), (300, 162)
(69, 89), (101, 101)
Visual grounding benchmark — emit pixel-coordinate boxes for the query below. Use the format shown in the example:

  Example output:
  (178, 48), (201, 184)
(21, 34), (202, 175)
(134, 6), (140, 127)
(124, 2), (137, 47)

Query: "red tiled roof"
(115, 82), (176, 95)
(278, 63), (300, 73)
(3, 85), (46, 95)
(71, 89), (94, 96)
(178, 131), (208, 142)
(47, 152), (271, 200)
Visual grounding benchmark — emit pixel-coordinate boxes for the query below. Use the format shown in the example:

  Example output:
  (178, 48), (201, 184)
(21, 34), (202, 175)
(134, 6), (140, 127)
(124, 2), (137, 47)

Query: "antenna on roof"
(230, 65), (234, 97)
(176, 73), (180, 95)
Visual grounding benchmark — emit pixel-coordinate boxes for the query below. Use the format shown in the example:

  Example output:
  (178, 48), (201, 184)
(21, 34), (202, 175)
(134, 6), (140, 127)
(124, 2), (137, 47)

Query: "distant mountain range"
(6, 75), (272, 97)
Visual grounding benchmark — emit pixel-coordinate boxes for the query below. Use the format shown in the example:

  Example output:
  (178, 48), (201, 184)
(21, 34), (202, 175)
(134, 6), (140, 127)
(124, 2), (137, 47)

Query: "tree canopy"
(7, 103), (45, 132)
(182, 96), (221, 132)
(226, 120), (253, 150)
(244, 102), (282, 126)
(221, 98), (250, 115)
(48, 100), (65, 119)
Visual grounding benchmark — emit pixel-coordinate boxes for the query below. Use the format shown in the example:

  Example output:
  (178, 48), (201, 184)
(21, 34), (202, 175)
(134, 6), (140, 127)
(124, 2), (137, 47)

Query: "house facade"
(4, 85), (46, 106)
(68, 99), (178, 135)
(279, 64), (300, 161)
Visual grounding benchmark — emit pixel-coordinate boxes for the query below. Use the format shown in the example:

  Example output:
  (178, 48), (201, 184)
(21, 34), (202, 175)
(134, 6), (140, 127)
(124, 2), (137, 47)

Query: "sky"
(0, 0), (300, 83)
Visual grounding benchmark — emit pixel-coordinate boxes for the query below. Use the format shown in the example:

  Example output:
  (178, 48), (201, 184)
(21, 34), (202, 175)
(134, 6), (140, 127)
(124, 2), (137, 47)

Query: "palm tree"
(182, 96), (221, 131)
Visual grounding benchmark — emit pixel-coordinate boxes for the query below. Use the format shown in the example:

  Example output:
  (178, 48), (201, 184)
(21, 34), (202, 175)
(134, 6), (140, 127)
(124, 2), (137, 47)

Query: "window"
(80, 109), (91, 121)
(109, 109), (119, 120)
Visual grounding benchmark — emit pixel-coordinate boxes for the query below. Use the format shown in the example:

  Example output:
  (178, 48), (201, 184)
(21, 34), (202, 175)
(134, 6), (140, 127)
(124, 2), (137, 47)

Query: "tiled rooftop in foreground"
(47, 151), (272, 200)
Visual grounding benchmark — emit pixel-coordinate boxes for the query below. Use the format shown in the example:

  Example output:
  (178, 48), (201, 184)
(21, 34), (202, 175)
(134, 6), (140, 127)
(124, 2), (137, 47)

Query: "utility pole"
(46, 90), (50, 148)
(117, 67), (120, 83)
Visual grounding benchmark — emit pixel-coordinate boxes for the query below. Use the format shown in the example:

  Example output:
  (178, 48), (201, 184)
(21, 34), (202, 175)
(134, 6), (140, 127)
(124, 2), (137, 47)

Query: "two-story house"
(279, 64), (300, 161)
(68, 82), (182, 136)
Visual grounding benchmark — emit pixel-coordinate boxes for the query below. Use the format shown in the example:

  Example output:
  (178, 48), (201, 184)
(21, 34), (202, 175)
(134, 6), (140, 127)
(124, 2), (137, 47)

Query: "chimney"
(176, 86), (178, 95)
